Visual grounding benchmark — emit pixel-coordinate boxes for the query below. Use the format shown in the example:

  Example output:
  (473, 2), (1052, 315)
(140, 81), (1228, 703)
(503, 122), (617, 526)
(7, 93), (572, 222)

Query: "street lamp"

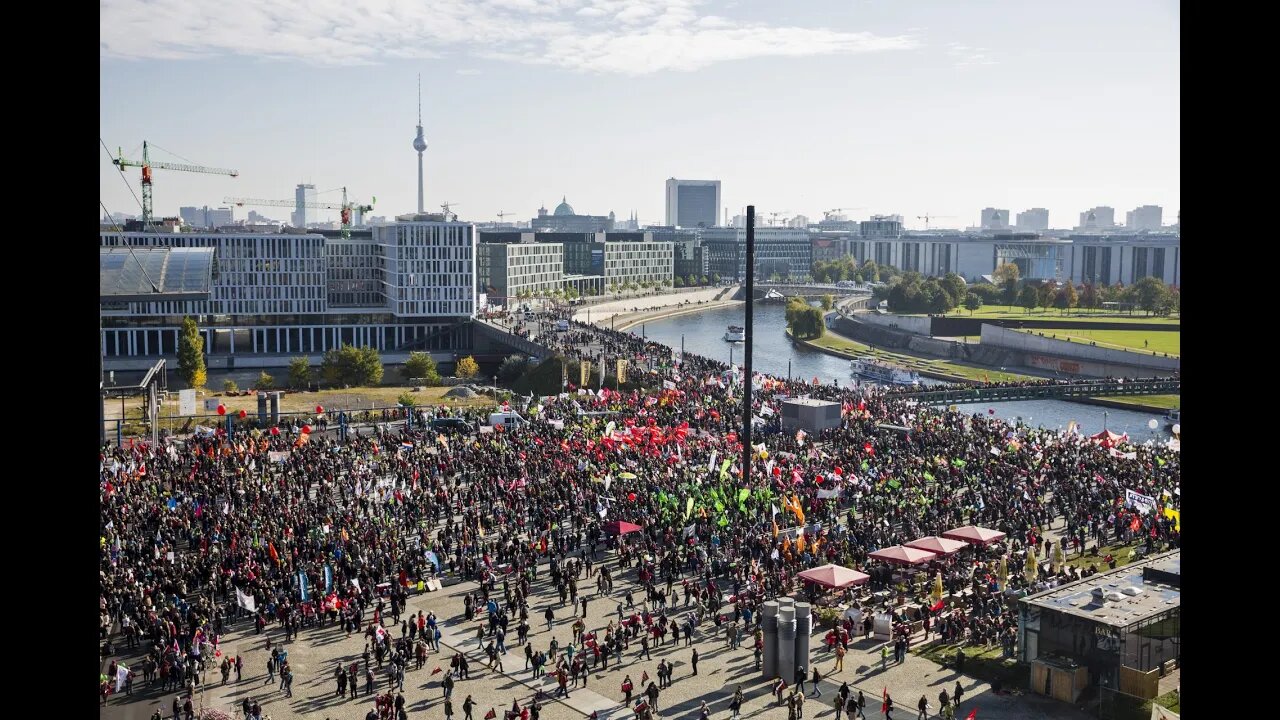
(1103, 410), (1109, 432)
(493, 376), (499, 402)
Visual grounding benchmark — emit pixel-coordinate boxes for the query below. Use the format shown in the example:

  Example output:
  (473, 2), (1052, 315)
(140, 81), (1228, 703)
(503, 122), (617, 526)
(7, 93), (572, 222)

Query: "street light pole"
(742, 205), (756, 489)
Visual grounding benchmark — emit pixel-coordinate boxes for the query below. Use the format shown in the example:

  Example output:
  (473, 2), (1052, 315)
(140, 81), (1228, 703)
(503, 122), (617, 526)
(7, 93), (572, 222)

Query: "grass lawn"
(1016, 328), (1179, 356)
(1063, 540), (1146, 572)
(1100, 394), (1181, 410)
(803, 331), (1037, 383)
(932, 307), (1180, 325)
(1148, 689), (1180, 714)
(913, 640), (1026, 689)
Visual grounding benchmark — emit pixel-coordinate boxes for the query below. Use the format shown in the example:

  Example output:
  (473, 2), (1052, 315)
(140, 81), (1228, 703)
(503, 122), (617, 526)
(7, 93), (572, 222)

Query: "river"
(629, 302), (1174, 438)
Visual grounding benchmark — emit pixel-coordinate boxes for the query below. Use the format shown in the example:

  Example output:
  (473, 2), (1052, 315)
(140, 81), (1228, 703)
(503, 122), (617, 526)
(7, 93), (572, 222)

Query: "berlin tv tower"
(412, 74), (427, 213)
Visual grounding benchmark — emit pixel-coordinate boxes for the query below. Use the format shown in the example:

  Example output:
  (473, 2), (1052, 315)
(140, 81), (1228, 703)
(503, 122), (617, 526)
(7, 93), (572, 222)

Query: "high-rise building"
(1078, 206), (1115, 231)
(981, 208), (1010, 230)
(665, 179), (721, 228)
(292, 184), (317, 228)
(1015, 208), (1050, 232)
(860, 216), (903, 239)
(1126, 205), (1163, 231)
(787, 215), (810, 228)
(180, 205), (235, 228)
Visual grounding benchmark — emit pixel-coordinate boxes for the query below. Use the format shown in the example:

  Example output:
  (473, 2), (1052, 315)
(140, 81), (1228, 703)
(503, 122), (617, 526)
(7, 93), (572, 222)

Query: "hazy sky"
(100, 0), (1179, 230)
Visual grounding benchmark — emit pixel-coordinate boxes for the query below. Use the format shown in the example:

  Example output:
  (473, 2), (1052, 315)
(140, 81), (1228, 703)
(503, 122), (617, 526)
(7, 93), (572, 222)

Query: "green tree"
(320, 344), (383, 387)
(455, 355), (480, 379)
(769, 272), (782, 282)
(397, 391), (417, 408)
(1132, 276), (1170, 315)
(255, 371), (274, 390)
(497, 354), (530, 384)
(288, 356), (311, 389)
(992, 262), (1020, 285)
(1055, 283), (1078, 314)
(1018, 284), (1040, 313)
(674, 276), (685, 288)
(223, 378), (239, 393)
(177, 316), (207, 389)
(787, 305), (826, 340)
(940, 273), (967, 310)
(711, 273), (721, 284)
(700, 276), (710, 286)
(964, 293), (983, 315)
(820, 294), (834, 311)
(403, 351), (441, 385)
(1037, 282), (1055, 311)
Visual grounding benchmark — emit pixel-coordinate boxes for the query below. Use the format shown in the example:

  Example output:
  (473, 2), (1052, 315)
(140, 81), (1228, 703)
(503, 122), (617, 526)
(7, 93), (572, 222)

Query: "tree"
(786, 299), (825, 340)
(397, 391), (417, 408)
(177, 316), (207, 389)
(256, 371), (274, 390)
(674, 276), (685, 288)
(821, 294), (835, 311)
(1037, 282), (1055, 311)
(455, 355), (480, 379)
(403, 351), (441, 385)
(288, 356), (311, 389)
(685, 274), (697, 287)
(320, 344), (383, 387)
(1132, 276), (1170, 315)
(700, 276), (710, 286)
(1018, 284), (1040, 313)
(497, 354), (530, 384)
(223, 379), (238, 393)
(992, 262), (1020, 285)
(940, 273), (967, 309)
(1079, 283), (1099, 310)
(711, 273), (721, 284)
(964, 293), (983, 315)
(1055, 284), (1078, 315)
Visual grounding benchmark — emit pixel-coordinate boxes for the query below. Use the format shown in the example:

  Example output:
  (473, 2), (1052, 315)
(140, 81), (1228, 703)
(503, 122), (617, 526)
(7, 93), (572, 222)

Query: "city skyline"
(100, 0), (1179, 230)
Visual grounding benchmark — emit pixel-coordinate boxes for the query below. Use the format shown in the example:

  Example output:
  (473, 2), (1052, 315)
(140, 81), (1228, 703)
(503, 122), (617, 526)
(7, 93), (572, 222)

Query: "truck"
(488, 411), (527, 428)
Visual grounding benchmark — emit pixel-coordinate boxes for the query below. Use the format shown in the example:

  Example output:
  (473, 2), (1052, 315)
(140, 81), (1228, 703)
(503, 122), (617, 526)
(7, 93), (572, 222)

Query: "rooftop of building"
(781, 397), (841, 408)
(1022, 549), (1180, 628)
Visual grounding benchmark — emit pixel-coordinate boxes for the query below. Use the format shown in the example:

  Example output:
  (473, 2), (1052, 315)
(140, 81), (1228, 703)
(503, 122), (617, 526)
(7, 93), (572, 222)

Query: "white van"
(488, 411), (527, 428)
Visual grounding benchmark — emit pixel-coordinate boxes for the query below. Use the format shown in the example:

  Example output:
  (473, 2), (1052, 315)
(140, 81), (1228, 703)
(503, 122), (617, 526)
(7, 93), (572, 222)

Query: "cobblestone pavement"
(102, 551), (1095, 720)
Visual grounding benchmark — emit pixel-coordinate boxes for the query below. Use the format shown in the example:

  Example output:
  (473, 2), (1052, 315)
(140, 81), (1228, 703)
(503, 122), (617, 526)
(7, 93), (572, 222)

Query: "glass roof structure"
(100, 247), (215, 302)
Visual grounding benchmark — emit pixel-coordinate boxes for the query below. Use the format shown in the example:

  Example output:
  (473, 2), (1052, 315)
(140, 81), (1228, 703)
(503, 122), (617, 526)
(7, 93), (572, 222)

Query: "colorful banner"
(580, 360), (591, 387)
(1126, 489), (1157, 514)
(616, 359), (628, 385)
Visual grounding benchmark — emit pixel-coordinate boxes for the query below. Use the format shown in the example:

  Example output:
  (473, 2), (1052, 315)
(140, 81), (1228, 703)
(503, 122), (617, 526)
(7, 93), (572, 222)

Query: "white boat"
(1163, 409), (1180, 431)
(850, 357), (920, 385)
(724, 325), (745, 342)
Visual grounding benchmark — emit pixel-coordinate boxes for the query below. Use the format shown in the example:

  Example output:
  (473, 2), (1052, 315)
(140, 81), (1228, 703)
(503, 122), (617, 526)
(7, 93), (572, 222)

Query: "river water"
(630, 302), (1174, 438)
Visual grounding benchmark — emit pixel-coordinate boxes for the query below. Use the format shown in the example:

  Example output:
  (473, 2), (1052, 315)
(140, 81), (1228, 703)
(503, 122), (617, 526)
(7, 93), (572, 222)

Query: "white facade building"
(665, 178), (721, 228)
(1078, 206), (1116, 231)
(605, 241), (674, 287)
(1015, 208), (1050, 232)
(981, 208), (1011, 230)
(479, 242), (564, 304)
(1125, 205), (1163, 231)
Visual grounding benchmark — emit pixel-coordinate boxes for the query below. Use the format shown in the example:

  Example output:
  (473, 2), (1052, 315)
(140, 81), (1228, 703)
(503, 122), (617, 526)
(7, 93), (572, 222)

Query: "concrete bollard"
(778, 606), (796, 685)
(762, 601), (780, 678)
(795, 602), (812, 683)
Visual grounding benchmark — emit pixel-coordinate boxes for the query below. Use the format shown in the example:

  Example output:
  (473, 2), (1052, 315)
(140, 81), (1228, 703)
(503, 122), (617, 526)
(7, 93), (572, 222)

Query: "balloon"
(216, 404), (226, 416)
(238, 410), (247, 419)
(270, 427), (279, 436)
(759, 450), (769, 460)
(301, 424), (312, 434)
(834, 466), (843, 476)
(1147, 419), (1158, 430)
(772, 466), (782, 477)
(316, 405), (325, 414)
(727, 432), (737, 443)
(628, 492), (637, 502)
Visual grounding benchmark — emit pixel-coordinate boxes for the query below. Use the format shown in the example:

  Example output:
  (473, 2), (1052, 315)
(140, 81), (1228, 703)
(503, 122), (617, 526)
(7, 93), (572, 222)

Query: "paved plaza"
(102, 550), (1091, 720)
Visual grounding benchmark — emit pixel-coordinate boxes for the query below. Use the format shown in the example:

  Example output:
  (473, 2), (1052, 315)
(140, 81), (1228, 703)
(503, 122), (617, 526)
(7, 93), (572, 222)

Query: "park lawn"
(1064, 540), (1146, 572)
(913, 640), (1025, 689)
(1149, 690), (1180, 714)
(803, 331), (1038, 383)
(934, 307), (1180, 325)
(1016, 328), (1179, 356)
(1098, 394), (1181, 410)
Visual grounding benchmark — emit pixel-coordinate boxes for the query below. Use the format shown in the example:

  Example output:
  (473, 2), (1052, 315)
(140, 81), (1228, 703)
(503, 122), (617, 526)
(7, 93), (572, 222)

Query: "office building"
(981, 208), (1011, 230)
(179, 206), (235, 229)
(292, 184), (317, 228)
(860, 216), (904, 239)
(1016, 208), (1050, 232)
(646, 226), (706, 282)
(1125, 205), (1163, 231)
(665, 179), (721, 228)
(1078, 206), (1116, 231)
(100, 213), (477, 364)
(605, 240), (674, 289)
(531, 197), (615, 233)
(701, 227), (812, 281)
(478, 242), (564, 304)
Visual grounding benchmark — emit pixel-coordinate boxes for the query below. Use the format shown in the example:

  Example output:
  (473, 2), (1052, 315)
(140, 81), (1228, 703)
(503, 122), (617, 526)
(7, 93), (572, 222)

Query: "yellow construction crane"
(225, 187), (374, 238)
(916, 213), (957, 230)
(113, 141), (238, 228)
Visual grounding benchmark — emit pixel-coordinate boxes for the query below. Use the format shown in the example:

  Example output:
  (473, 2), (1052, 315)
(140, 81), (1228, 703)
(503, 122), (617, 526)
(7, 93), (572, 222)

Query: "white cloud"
(101, 0), (920, 74)
(947, 43), (998, 68)
(456, 68), (483, 75)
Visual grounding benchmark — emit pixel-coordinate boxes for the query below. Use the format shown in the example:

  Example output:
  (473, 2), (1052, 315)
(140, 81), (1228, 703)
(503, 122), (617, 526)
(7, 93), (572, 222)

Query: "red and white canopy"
(868, 545), (939, 566)
(941, 526), (1007, 546)
(797, 564), (871, 589)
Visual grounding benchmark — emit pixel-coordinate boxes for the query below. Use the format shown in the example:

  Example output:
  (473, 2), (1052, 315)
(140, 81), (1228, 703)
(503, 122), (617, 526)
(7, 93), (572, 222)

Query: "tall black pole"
(742, 206), (755, 484)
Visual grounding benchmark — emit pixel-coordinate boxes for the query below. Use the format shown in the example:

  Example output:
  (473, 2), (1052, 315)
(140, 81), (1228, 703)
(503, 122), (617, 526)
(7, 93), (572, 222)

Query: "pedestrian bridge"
(746, 283), (870, 300)
(895, 378), (1179, 405)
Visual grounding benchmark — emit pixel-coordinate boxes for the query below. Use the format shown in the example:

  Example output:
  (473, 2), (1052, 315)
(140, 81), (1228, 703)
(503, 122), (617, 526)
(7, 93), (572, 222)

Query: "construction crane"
(916, 213), (957, 230)
(113, 141), (238, 229)
(768, 211), (791, 226)
(823, 206), (865, 220)
(496, 211), (514, 223)
(440, 202), (459, 221)
(225, 186), (374, 238)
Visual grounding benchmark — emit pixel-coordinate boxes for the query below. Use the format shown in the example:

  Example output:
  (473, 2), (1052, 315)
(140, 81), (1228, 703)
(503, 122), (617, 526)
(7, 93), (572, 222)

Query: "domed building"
(532, 196), (615, 233)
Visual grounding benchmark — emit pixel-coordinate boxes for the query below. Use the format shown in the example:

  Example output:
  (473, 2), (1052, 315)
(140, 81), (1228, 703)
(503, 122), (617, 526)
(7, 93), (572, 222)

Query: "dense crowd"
(99, 313), (1180, 719)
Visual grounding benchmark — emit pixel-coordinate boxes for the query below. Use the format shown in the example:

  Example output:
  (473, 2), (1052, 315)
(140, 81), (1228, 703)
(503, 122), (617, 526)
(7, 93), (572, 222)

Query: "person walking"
(691, 648), (699, 676)
(622, 674), (634, 704)
(795, 666), (807, 695)
(880, 645), (889, 672)
(834, 694), (844, 720)
(856, 690), (867, 720)
(810, 667), (822, 697)
(953, 682), (964, 709)
(882, 691), (893, 719)
(464, 694), (475, 720)
(834, 644), (846, 673)
(730, 687), (744, 720)
(444, 697), (454, 720)
(916, 695), (928, 720)
(646, 681), (660, 713)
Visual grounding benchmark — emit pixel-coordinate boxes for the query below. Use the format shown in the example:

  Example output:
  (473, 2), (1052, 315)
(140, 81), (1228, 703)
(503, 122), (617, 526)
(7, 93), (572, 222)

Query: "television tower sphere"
(413, 128), (427, 153)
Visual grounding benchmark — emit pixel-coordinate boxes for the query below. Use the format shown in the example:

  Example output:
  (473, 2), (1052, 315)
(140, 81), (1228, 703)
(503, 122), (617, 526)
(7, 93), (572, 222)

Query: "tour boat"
(850, 357), (920, 385)
(724, 325), (745, 342)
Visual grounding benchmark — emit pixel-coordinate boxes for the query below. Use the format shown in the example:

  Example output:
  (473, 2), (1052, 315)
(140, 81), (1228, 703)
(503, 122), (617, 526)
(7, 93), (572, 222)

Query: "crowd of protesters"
(99, 312), (1179, 719)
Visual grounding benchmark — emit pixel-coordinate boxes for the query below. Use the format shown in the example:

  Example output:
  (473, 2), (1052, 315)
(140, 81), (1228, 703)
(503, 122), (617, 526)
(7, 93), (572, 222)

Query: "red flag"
(485, 710), (497, 720)
(268, 542), (279, 564)
(431, 666), (443, 675)
(930, 598), (945, 612)
(881, 688), (888, 714)
(965, 710), (977, 720)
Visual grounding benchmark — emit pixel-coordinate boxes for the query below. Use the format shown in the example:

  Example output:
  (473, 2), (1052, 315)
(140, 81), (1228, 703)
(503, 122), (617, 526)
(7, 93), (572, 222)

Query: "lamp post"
(1103, 410), (1109, 432)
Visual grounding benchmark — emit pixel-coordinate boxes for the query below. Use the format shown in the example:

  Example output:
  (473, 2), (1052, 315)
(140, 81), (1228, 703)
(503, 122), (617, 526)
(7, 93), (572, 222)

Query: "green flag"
(685, 496), (695, 519)
(952, 459), (967, 468)
(719, 459), (732, 480)
(738, 488), (750, 504)
(887, 479), (902, 490)
(922, 471), (935, 482)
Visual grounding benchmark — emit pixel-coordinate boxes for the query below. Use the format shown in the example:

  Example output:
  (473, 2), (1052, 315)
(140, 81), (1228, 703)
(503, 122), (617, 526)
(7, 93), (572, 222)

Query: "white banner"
(1126, 489), (1157, 514)
(179, 389), (197, 416)
(236, 589), (256, 612)
(269, 451), (290, 463)
(817, 488), (841, 499)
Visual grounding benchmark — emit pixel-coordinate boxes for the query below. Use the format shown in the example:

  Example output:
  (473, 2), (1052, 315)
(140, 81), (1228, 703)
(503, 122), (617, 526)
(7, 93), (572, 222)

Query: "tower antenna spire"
(418, 73), (422, 124)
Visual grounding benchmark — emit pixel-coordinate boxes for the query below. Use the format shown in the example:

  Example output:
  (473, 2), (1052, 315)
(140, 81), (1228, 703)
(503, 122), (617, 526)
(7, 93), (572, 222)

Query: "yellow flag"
(580, 360), (591, 387)
(616, 359), (627, 385)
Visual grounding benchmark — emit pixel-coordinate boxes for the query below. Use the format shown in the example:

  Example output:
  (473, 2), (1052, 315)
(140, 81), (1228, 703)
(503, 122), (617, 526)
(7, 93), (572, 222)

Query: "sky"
(100, 0), (1179, 231)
